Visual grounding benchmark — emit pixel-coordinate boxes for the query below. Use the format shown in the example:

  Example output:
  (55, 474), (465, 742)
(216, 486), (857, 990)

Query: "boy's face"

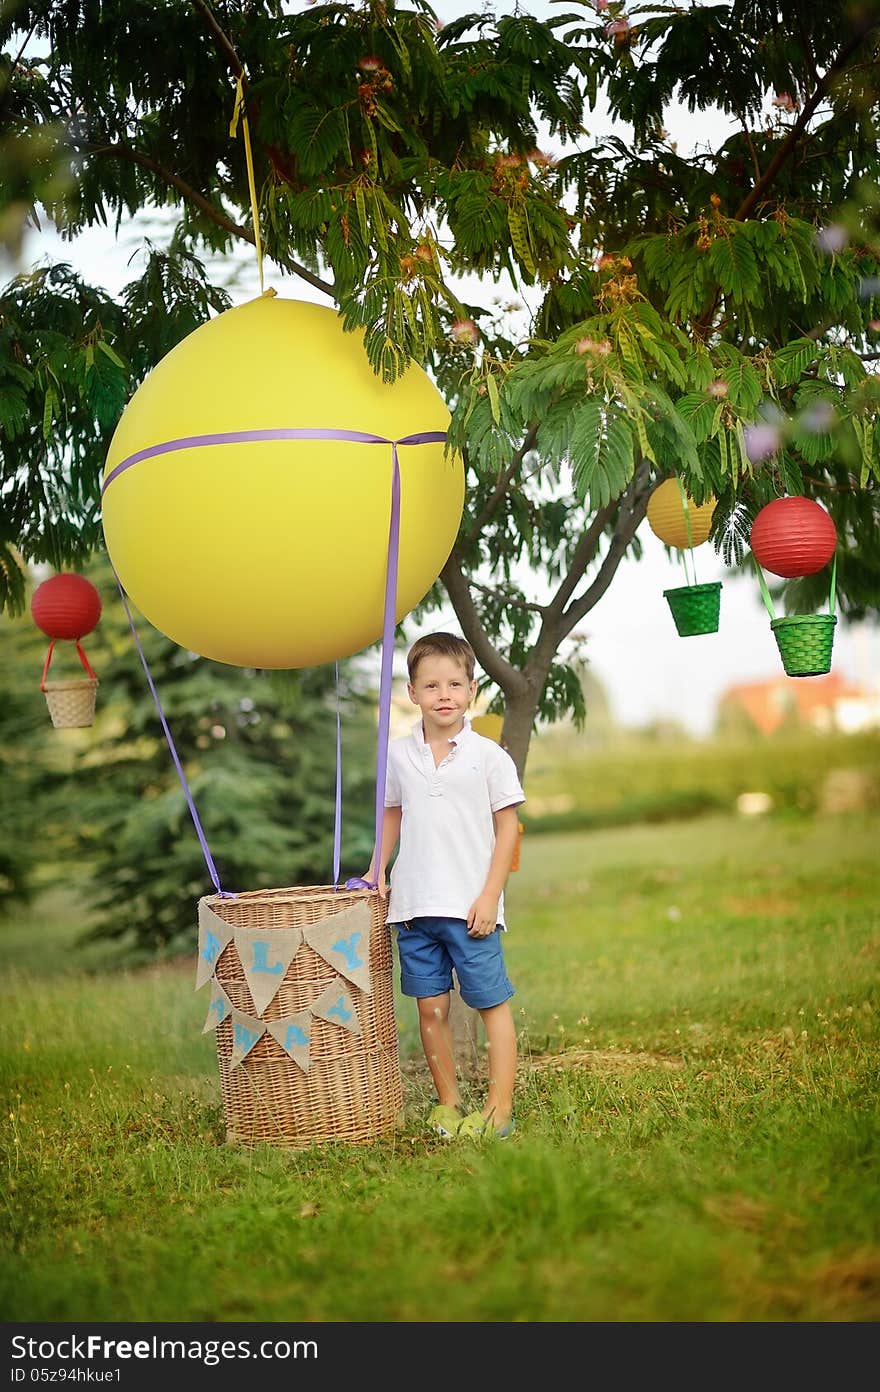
(407, 654), (476, 733)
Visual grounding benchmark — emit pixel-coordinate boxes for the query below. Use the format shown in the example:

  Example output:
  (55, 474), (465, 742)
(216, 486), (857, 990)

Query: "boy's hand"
(357, 868), (387, 899)
(466, 893), (499, 938)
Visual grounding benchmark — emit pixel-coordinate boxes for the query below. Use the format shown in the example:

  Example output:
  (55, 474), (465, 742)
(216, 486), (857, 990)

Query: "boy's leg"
(417, 992), (461, 1109)
(477, 1000), (517, 1130)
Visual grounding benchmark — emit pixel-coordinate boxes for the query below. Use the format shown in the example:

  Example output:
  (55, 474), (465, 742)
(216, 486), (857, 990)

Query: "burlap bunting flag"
(304, 900), (372, 994)
(266, 1011), (313, 1073)
(201, 979), (232, 1033)
(310, 981), (361, 1037)
(195, 898), (235, 990)
(233, 924), (303, 1015)
(229, 1009), (265, 1069)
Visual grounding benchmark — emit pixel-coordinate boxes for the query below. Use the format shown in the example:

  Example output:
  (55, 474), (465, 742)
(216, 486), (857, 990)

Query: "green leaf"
(569, 399), (602, 498)
(96, 339), (126, 370)
(771, 338), (819, 388)
(508, 205), (536, 277)
(486, 371), (501, 425)
(677, 392), (716, 444)
(709, 234), (761, 303)
(591, 412), (634, 509)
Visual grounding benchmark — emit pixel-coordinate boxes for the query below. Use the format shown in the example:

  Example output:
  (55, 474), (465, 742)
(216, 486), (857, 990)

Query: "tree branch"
(543, 497), (618, 622)
(191, 0), (245, 81)
(561, 460), (654, 631)
(77, 139), (335, 297)
(691, 18), (879, 340)
(466, 579), (546, 615)
(462, 423), (539, 545)
(733, 21), (879, 223)
(440, 546), (529, 697)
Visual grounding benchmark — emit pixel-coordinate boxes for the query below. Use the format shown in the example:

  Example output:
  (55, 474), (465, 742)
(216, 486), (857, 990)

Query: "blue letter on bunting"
(234, 1022), (261, 1051)
(284, 1023), (309, 1050)
(331, 933), (363, 974)
(252, 941), (284, 976)
(327, 995), (353, 1025)
(201, 929), (221, 966)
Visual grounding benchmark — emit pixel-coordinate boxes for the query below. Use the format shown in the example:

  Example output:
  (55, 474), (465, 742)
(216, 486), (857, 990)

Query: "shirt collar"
(411, 714), (473, 748)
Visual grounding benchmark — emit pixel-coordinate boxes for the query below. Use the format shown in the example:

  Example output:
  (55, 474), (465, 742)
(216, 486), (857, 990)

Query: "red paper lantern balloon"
(31, 574), (102, 640)
(750, 497), (837, 578)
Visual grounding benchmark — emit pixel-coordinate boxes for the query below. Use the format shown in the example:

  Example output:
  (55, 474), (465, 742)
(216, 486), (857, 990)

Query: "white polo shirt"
(384, 715), (526, 928)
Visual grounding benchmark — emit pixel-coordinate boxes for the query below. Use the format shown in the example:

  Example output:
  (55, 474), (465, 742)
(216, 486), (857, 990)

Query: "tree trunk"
(496, 675), (542, 783)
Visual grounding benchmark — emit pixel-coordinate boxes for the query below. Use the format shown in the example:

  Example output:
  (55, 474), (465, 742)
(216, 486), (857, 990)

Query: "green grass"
(2, 811), (878, 1322)
(521, 728), (880, 831)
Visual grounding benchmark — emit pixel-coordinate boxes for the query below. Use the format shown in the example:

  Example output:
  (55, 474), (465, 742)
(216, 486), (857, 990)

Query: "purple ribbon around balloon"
(104, 427), (449, 898)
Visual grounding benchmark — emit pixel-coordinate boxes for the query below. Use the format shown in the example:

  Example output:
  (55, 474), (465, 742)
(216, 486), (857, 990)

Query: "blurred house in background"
(716, 672), (880, 737)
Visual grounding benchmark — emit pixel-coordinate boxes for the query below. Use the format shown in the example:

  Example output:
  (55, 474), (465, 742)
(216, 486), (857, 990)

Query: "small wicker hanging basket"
(770, 613), (837, 678)
(662, 581), (722, 637)
(39, 635), (100, 729)
(205, 885), (404, 1150)
(754, 550), (838, 680)
(42, 678), (99, 729)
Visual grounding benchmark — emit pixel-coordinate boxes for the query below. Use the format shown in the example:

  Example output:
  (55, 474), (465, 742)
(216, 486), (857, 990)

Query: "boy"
(363, 632), (525, 1139)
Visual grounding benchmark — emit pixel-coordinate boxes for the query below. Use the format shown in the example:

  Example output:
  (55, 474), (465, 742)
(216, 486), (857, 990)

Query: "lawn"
(1, 809), (878, 1322)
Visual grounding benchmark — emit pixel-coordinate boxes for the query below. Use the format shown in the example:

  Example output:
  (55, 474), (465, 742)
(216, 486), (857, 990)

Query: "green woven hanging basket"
(754, 550), (838, 679)
(770, 613), (837, 678)
(662, 581), (722, 637)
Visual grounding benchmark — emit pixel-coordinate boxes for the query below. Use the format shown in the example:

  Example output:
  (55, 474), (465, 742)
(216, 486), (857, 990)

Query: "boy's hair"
(407, 632), (476, 683)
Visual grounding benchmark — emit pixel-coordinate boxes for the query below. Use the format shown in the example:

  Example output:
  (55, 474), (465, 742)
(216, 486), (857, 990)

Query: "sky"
(8, 0), (879, 736)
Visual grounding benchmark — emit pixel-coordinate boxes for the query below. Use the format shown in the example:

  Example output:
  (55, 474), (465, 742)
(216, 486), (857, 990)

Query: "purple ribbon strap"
(113, 573), (233, 897)
(105, 427), (447, 895)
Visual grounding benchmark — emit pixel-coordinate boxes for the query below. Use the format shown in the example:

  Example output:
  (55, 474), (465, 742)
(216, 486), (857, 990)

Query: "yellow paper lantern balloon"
(102, 293), (464, 668)
(471, 713), (504, 742)
(646, 478), (716, 549)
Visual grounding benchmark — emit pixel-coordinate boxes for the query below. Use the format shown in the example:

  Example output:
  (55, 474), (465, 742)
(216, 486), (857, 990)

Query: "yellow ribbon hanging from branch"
(229, 73), (264, 293)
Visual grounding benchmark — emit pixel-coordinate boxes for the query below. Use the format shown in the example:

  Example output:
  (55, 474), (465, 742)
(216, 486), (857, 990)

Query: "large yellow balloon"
(646, 477), (716, 549)
(102, 293), (464, 668)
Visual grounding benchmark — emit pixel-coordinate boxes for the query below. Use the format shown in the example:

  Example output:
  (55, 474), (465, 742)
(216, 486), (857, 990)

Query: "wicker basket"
(771, 613), (837, 677)
(662, 581), (722, 637)
(42, 678), (99, 729)
(204, 885), (403, 1149)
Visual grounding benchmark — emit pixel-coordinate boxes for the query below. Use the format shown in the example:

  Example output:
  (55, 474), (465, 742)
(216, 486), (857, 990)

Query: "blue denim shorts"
(393, 916), (514, 1010)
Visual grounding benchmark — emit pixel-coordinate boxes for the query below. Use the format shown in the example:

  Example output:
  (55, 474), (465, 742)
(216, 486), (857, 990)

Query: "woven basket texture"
(771, 613), (836, 677)
(662, 582), (722, 637)
(43, 678), (98, 728)
(206, 886), (403, 1149)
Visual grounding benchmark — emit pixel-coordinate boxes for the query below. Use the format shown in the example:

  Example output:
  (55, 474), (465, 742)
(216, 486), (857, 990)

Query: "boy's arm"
(363, 805), (402, 900)
(466, 804), (521, 937)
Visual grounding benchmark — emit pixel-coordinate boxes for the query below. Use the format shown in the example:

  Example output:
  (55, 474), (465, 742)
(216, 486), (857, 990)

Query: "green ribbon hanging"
(752, 550), (837, 621)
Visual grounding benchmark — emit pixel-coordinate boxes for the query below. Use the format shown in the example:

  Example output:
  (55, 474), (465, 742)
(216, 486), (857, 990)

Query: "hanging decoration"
(101, 292), (464, 670)
(196, 900), (235, 990)
(195, 894), (377, 1088)
(750, 498), (839, 677)
(749, 496), (837, 577)
(647, 478), (722, 637)
(303, 901), (373, 994)
(266, 1012), (314, 1072)
(229, 1009), (266, 1070)
(234, 924), (303, 1015)
(31, 573), (102, 729)
(202, 980), (233, 1034)
(310, 981), (362, 1037)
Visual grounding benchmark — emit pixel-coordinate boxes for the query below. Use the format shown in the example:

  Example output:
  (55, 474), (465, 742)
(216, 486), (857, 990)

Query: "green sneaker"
(456, 1110), (488, 1140)
(427, 1103), (463, 1138)
(458, 1112), (516, 1140)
